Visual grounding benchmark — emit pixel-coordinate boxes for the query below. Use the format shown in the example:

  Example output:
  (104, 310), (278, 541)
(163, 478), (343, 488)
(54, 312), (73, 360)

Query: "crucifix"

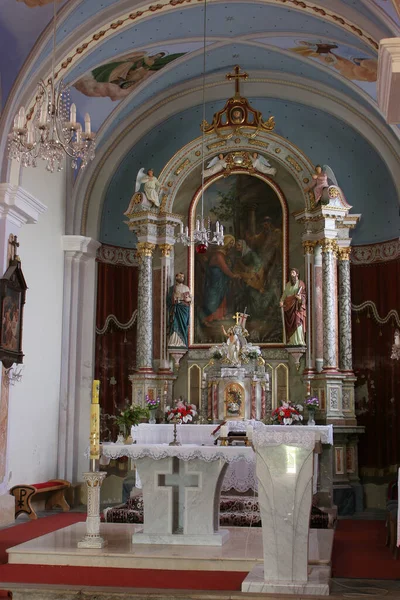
(8, 234), (20, 262)
(226, 65), (248, 97)
(158, 457), (199, 533)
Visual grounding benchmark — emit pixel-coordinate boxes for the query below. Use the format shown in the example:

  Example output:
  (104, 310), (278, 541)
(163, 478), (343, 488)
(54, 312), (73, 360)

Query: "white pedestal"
(78, 471), (107, 549)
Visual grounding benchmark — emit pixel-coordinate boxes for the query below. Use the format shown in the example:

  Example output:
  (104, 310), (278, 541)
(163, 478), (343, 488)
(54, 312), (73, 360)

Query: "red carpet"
(332, 519), (400, 580)
(0, 514), (398, 593)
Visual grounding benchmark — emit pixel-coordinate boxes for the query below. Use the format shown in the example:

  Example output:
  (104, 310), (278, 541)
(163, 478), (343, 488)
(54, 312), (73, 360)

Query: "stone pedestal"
(132, 454), (230, 546)
(242, 427), (329, 595)
(78, 471), (107, 548)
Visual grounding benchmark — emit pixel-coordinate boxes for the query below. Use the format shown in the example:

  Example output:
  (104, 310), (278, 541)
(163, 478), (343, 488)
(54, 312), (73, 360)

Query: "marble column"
(0, 184), (46, 524)
(58, 236), (101, 484)
(303, 241), (316, 372)
(321, 239), (338, 372)
(158, 243), (174, 372)
(136, 242), (156, 372)
(313, 244), (323, 373)
(337, 247), (353, 372)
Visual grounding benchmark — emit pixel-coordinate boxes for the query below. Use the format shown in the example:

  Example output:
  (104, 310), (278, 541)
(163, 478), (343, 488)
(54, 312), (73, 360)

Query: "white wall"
(7, 163), (65, 486)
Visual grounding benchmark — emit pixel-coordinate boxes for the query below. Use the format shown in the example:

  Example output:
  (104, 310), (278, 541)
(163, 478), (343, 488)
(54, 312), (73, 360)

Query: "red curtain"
(351, 259), (400, 474)
(95, 261), (139, 441)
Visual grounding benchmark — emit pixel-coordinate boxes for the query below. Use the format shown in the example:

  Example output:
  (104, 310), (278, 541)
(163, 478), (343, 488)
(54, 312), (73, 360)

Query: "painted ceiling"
(0, 0), (400, 243)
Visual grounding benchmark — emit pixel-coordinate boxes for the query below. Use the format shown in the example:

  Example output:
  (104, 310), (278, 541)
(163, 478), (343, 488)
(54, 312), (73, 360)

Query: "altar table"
(131, 422), (333, 493)
(102, 443), (253, 546)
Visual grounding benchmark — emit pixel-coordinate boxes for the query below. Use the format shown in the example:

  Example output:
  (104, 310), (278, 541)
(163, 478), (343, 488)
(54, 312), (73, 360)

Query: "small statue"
(391, 329), (400, 360)
(203, 154), (227, 178)
(167, 273), (192, 348)
(305, 164), (339, 205)
(135, 168), (164, 208)
(221, 325), (241, 366)
(279, 268), (306, 346)
(251, 152), (277, 177)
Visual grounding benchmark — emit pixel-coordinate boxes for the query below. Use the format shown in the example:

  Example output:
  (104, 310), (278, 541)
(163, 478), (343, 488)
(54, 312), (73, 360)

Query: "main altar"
(124, 65), (365, 510)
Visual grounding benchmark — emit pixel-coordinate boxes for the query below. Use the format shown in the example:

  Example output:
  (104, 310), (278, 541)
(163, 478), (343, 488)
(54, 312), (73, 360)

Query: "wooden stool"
(10, 479), (70, 520)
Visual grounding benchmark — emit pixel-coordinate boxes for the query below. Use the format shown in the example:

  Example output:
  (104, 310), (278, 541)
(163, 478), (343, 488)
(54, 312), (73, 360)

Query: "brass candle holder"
(169, 421), (181, 446)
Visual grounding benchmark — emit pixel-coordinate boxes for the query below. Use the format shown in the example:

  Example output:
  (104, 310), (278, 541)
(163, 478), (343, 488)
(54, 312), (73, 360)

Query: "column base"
(241, 564), (330, 595)
(132, 527), (230, 546)
(77, 534), (107, 549)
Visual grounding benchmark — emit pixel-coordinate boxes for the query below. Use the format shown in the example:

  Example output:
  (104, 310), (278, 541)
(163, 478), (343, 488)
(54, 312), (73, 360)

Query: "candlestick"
(70, 103), (77, 125)
(84, 113), (91, 134)
(246, 425), (253, 440)
(90, 379), (100, 463)
(220, 425), (228, 438)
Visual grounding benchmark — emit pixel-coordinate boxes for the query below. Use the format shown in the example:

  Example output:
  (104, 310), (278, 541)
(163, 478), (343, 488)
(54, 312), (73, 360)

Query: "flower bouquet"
(165, 399), (197, 424)
(146, 395), (160, 424)
(113, 403), (149, 439)
(271, 401), (303, 425)
(305, 396), (319, 426)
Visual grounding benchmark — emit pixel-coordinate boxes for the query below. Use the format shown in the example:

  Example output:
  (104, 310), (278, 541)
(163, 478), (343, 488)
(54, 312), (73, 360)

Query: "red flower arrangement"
(271, 401), (303, 425)
(165, 400), (197, 424)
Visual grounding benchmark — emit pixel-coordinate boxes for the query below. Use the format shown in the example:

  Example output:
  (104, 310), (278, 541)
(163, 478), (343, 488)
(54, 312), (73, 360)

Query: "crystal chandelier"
(8, 0), (95, 172)
(176, 0), (223, 252)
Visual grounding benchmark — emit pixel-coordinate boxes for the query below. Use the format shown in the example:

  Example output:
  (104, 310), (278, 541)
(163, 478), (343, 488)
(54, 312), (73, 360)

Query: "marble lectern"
(242, 427), (330, 595)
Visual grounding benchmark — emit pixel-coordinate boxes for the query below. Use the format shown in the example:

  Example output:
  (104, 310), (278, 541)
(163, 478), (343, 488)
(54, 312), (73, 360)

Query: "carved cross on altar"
(158, 457), (199, 533)
(226, 65), (248, 97)
(8, 234), (20, 262)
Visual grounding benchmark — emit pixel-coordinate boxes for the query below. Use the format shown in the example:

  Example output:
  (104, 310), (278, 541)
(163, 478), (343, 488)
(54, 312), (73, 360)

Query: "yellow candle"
(92, 379), (100, 404)
(90, 379), (100, 460)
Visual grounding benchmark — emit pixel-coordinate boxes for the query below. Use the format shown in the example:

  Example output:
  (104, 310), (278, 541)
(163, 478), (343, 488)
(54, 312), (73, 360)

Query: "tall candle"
(246, 425), (253, 440)
(90, 380), (100, 461)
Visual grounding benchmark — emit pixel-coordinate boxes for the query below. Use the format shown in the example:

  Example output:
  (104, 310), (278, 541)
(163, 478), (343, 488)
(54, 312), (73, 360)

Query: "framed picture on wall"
(0, 257), (27, 368)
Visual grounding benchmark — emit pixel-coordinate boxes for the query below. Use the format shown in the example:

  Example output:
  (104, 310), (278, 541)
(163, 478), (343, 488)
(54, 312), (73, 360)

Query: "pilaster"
(58, 235), (101, 484)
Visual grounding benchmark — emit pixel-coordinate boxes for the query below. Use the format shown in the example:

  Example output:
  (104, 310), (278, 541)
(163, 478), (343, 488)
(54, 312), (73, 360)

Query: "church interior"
(0, 0), (400, 597)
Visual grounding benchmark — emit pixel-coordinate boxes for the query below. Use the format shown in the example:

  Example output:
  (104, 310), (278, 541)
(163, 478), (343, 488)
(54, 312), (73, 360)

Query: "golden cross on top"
(233, 311), (241, 325)
(226, 65), (248, 97)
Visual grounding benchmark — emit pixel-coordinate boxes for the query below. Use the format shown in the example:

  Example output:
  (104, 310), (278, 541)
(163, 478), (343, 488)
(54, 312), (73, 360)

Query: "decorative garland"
(352, 301), (400, 328)
(96, 309), (137, 335)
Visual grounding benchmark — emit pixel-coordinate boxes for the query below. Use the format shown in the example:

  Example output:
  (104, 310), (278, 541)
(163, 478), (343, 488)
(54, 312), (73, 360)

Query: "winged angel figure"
(251, 153), (277, 176)
(203, 154), (227, 178)
(305, 164), (340, 204)
(135, 168), (163, 208)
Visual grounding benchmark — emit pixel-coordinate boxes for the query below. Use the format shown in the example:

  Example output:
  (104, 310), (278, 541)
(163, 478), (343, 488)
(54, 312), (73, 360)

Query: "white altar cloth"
(102, 443), (253, 463)
(128, 423), (333, 492)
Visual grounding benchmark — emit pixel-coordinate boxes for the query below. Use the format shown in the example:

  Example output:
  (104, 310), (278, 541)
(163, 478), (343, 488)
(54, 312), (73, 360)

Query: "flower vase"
(149, 409), (157, 425)
(307, 409), (316, 426)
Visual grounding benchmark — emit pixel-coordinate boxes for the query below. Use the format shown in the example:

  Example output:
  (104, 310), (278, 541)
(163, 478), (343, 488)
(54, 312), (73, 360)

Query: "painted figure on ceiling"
(279, 267), (306, 346)
(135, 168), (164, 208)
(203, 154), (227, 178)
(74, 51), (186, 101)
(167, 273), (192, 348)
(251, 153), (277, 176)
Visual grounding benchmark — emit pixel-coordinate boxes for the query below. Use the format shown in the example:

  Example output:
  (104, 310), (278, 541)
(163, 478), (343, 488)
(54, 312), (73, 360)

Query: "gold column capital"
(159, 243), (173, 257)
(136, 242), (156, 258)
(337, 247), (351, 261)
(303, 240), (316, 254)
(320, 238), (338, 254)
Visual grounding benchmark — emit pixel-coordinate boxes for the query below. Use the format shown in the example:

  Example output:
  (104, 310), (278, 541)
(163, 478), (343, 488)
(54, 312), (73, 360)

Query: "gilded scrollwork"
(136, 242), (156, 259)
(159, 243), (173, 257)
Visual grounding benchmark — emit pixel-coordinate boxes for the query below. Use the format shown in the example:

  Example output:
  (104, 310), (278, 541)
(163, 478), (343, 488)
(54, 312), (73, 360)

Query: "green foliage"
(210, 182), (244, 225)
(114, 404), (149, 433)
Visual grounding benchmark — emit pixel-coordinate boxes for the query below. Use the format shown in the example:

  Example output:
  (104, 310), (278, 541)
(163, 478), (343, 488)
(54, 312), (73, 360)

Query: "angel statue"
(203, 154), (227, 178)
(251, 153), (277, 176)
(135, 168), (163, 208)
(305, 164), (339, 205)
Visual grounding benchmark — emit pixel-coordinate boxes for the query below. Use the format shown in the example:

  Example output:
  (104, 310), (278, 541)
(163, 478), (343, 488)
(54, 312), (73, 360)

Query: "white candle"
(185, 226), (189, 237)
(18, 106), (26, 129)
(216, 221), (220, 233)
(220, 425), (228, 438)
(27, 122), (34, 145)
(196, 219), (200, 232)
(13, 114), (19, 130)
(84, 113), (91, 134)
(220, 224), (224, 236)
(70, 103), (77, 125)
(246, 425), (253, 440)
(180, 222), (184, 234)
(40, 103), (48, 125)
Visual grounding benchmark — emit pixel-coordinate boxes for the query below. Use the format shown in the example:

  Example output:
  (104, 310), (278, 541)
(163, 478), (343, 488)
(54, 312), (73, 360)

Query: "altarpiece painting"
(191, 173), (287, 346)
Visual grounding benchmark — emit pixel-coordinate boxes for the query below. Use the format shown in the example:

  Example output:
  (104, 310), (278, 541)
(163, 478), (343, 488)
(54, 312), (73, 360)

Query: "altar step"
(104, 494), (334, 529)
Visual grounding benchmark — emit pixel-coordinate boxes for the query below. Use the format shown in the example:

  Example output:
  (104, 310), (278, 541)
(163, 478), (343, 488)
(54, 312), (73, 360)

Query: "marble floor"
(7, 523), (334, 572)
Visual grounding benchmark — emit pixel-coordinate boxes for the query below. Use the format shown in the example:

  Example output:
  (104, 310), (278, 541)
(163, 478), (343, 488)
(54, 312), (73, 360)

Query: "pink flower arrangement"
(165, 400), (197, 424)
(271, 401), (303, 425)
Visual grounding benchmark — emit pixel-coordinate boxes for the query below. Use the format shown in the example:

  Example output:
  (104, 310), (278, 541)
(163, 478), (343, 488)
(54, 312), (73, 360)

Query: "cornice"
(0, 183), (47, 227)
(62, 235), (101, 259)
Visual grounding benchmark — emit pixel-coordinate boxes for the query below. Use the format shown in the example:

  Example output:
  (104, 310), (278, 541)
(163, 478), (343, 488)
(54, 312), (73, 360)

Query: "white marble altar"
(241, 427), (330, 595)
(102, 443), (252, 546)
